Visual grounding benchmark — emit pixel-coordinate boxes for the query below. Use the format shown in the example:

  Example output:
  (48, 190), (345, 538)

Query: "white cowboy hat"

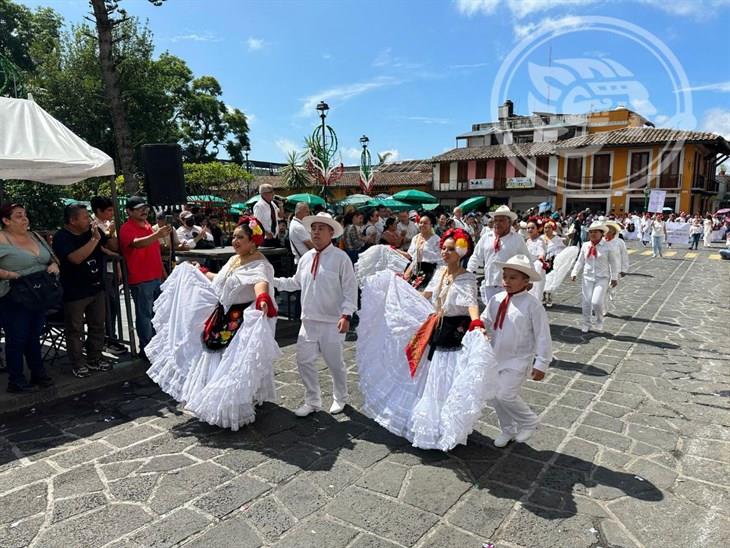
(604, 220), (623, 233)
(302, 212), (344, 239)
(494, 254), (542, 281)
(489, 205), (518, 221)
(587, 221), (608, 233)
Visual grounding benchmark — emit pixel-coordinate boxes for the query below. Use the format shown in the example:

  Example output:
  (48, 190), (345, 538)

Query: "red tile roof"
(557, 127), (730, 150)
(432, 142), (555, 162)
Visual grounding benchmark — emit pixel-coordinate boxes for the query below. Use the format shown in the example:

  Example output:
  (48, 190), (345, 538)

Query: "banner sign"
(506, 177), (535, 189)
(666, 221), (690, 245)
(468, 178), (494, 190)
(647, 190), (666, 213)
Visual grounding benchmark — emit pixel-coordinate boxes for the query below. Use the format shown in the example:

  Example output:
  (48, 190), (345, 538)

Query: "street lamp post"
(243, 143), (251, 197)
(643, 185), (651, 212)
(359, 134), (374, 195)
(316, 101), (329, 153)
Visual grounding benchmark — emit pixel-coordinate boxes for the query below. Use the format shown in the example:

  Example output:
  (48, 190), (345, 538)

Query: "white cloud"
(170, 32), (221, 43)
(455, 0), (501, 16)
(513, 15), (585, 40)
(298, 76), (400, 117)
(700, 108), (730, 139)
(322, 53), (333, 60)
(341, 147), (362, 162)
(638, 0), (730, 17)
(246, 37), (266, 51)
(275, 138), (300, 156)
(507, 0), (598, 18)
(675, 81), (730, 93)
(378, 149), (400, 163)
(406, 116), (450, 125)
(371, 47), (423, 70)
(450, 62), (491, 69)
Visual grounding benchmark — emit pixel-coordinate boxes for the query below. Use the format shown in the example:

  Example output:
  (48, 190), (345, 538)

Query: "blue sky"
(18, 0), (730, 164)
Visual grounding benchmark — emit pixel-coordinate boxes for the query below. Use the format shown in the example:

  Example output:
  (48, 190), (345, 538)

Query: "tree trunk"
(90, 0), (137, 194)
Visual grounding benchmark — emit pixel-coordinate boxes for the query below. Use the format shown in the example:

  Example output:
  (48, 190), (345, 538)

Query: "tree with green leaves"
(281, 150), (312, 191)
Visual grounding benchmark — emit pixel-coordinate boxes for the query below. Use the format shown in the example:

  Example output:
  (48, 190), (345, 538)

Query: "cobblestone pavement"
(1, 243), (728, 548)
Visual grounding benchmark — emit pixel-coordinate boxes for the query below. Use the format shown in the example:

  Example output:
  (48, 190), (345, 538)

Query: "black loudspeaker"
(141, 144), (186, 206)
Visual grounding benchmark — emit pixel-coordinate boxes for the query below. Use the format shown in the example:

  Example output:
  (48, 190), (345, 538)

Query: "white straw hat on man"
(489, 205), (518, 221)
(587, 221), (608, 234)
(302, 212), (344, 239)
(494, 254), (542, 281)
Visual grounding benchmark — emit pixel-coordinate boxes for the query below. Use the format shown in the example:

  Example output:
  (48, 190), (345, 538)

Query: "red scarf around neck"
(493, 290), (524, 330)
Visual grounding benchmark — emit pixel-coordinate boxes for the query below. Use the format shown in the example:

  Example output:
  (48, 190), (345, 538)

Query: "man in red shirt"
(119, 196), (171, 357)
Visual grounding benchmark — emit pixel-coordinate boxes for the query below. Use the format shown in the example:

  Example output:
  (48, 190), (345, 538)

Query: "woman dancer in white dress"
(357, 228), (495, 451)
(403, 213), (443, 290)
(146, 217), (281, 430)
(525, 219), (547, 304)
(541, 220), (566, 308)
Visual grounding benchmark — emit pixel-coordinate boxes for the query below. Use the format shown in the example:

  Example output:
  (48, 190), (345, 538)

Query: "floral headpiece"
(237, 216), (265, 246)
(440, 228), (474, 258)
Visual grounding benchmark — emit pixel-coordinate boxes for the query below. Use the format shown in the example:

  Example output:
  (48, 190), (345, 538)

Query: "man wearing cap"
(274, 213), (358, 417)
(176, 211), (213, 249)
(119, 196), (171, 356)
(253, 184), (282, 247)
(467, 205), (529, 303)
(570, 221), (620, 333)
(397, 210), (419, 251)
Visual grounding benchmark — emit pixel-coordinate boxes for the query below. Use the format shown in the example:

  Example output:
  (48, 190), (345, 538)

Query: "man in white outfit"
(570, 221), (620, 333)
(288, 202), (314, 264)
(274, 213), (358, 417)
(467, 205), (529, 303)
(253, 184), (282, 247)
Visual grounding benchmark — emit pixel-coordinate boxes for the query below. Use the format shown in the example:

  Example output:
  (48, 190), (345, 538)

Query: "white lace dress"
(356, 269), (496, 451)
(525, 237), (547, 300)
(146, 259), (281, 430)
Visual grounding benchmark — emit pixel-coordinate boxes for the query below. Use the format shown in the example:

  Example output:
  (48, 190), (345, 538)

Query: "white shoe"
(493, 433), (513, 448)
(294, 404), (320, 417)
(515, 428), (536, 443)
(581, 325), (590, 333)
(329, 400), (346, 414)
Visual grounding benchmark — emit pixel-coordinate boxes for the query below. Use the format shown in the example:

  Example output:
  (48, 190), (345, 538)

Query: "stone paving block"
(0, 482), (47, 525)
(558, 389), (597, 409)
(150, 462), (235, 514)
(104, 424), (162, 448)
(53, 464), (105, 498)
(109, 474), (158, 502)
(328, 486), (438, 545)
(553, 438), (599, 472)
(422, 524), (483, 547)
(138, 453), (198, 473)
(348, 533), (400, 548)
(680, 455), (730, 486)
(599, 390), (644, 409)
(244, 496), (296, 542)
(539, 405), (583, 429)
(497, 505), (599, 548)
(338, 438), (390, 469)
(193, 475), (270, 518)
(14, 437), (81, 462)
(99, 433), (195, 464)
(277, 443), (329, 469)
(185, 445), (226, 460)
(447, 484), (520, 538)
(581, 411), (625, 433)
(571, 379), (604, 393)
(575, 425), (632, 452)
(593, 401), (631, 418)
(402, 464), (472, 515)
(33, 503), (152, 548)
(589, 465), (663, 501)
(99, 460), (143, 481)
(309, 419), (368, 451)
(130, 508), (210, 547)
(5, 424), (64, 442)
(626, 423), (679, 451)
(609, 493), (730, 548)
(598, 519), (641, 548)
(356, 461), (408, 497)
(528, 487), (571, 511)
(0, 515), (44, 548)
(673, 479), (730, 516)
(510, 425), (568, 460)
(214, 448), (269, 474)
(277, 476), (330, 519)
(273, 517), (358, 548)
(626, 459), (678, 489)
(249, 458), (301, 484)
(537, 465), (589, 495)
(51, 493), (107, 523)
(48, 440), (112, 469)
(485, 455), (544, 490)
(307, 454), (362, 495)
(184, 514), (262, 548)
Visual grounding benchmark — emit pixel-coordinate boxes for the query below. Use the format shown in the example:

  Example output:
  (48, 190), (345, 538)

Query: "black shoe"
(87, 359), (113, 372)
(104, 341), (127, 355)
(7, 383), (38, 394)
(30, 375), (54, 387)
(72, 366), (91, 378)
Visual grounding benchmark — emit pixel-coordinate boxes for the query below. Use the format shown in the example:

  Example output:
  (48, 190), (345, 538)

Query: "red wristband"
(468, 319), (485, 331)
(198, 265), (210, 274)
(255, 293), (278, 317)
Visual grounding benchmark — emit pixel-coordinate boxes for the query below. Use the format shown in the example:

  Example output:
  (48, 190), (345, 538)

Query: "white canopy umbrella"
(0, 96), (115, 184)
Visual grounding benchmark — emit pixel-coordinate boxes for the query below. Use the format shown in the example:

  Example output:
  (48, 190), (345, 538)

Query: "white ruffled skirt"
(146, 263), (281, 430)
(357, 272), (496, 451)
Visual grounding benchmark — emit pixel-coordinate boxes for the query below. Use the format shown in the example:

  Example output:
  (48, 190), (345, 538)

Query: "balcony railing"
(560, 174), (684, 191)
(563, 177), (612, 191)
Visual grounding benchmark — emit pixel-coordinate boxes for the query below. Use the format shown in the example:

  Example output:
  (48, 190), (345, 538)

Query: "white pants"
(296, 320), (348, 408)
(604, 283), (618, 312)
(582, 277), (609, 327)
(486, 367), (539, 436)
(481, 285), (505, 305)
(528, 260), (546, 301)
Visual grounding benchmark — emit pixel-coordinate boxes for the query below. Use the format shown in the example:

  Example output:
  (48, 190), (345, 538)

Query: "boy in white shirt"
(482, 254), (552, 448)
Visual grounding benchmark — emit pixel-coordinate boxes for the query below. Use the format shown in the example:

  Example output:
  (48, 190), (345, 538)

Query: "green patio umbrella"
(338, 194), (371, 207)
(458, 196), (487, 213)
(422, 203), (440, 211)
(187, 194), (226, 204)
(392, 189), (438, 204)
(364, 198), (411, 212)
(244, 195), (262, 206)
(286, 193), (327, 207)
(60, 198), (91, 208)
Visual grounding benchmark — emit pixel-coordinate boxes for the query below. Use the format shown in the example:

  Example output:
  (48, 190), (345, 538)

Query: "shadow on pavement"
(550, 359), (610, 377)
(553, 326), (680, 351)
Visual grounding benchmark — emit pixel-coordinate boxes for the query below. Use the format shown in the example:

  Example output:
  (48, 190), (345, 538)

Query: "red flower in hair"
(237, 216), (265, 247)
(440, 228), (474, 258)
